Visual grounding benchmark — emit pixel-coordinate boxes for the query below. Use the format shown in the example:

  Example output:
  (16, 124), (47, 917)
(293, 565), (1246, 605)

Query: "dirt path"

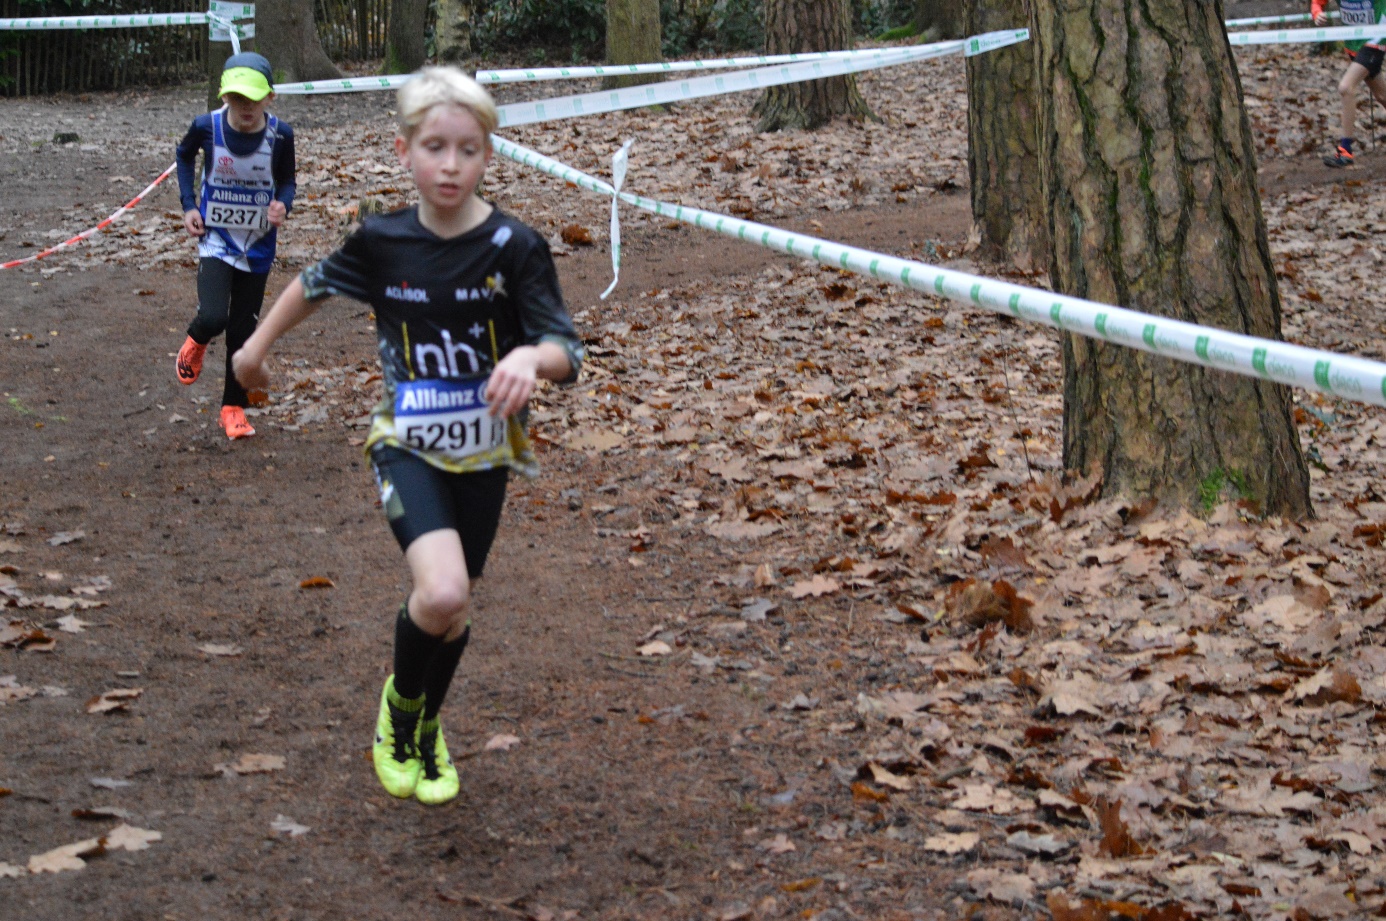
(0, 260), (784, 920)
(5, 29), (1386, 920)
(0, 117), (974, 921)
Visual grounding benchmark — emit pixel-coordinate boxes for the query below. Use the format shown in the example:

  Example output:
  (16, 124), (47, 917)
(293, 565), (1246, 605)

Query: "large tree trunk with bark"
(255, 0), (341, 85)
(384, 0), (429, 74)
(435, 0), (474, 65)
(963, 0), (1047, 272)
(1033, 0), (1311, 517)
(913, 0), (963, 40)
(604, 0), (664, 89)
(754, 0), (871, 132)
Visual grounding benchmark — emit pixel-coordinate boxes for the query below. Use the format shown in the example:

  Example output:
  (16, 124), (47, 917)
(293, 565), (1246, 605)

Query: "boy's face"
(395, 103), (492, 216)
(222, 92), (272, 133)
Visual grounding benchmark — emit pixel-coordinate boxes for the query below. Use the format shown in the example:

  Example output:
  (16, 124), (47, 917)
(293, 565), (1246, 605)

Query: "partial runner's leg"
(221, 268), (268, 409)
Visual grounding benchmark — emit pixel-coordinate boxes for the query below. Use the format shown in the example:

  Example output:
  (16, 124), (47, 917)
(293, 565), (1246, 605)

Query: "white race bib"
(203, 186), (269, 230)
(393, 377), (506, 460)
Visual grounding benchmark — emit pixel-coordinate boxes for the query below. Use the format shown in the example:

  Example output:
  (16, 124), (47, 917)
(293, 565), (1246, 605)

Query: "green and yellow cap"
(218, 52), (273, 101)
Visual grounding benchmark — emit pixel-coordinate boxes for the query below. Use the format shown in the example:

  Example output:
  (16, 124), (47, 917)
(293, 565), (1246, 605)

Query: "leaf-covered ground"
(4, 17), (1386, 921)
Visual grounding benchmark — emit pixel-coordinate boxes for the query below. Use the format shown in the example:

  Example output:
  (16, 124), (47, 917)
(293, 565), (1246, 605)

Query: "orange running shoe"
(219, 406), (255, 440)
(1324, 145), (1355, 168)
(176, 336), (206, 385)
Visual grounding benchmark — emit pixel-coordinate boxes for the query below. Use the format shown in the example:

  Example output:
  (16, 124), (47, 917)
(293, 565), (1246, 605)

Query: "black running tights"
(188, 257), (268, 408)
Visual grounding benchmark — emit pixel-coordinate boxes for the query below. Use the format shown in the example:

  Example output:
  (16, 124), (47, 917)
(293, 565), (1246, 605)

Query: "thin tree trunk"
(257, 0), (343, 83)
(604, 0), (664, 90)
(435, 0), (474, 65)
(1034, 0), (1311, 517)
(755, 0), (871, 132)
(963, 0), (1047, 272)
(384, 0), (428, 74)
(205, 34), (233, 110)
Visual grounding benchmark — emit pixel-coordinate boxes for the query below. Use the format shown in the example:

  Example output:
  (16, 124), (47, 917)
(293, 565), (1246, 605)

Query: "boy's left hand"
(267, 201), (287, 227)
(232, 347), (271, 392)
(485, 347), (539, 419)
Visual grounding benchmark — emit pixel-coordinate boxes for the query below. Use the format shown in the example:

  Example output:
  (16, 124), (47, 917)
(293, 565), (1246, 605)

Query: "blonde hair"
(397, 66), (499, 142)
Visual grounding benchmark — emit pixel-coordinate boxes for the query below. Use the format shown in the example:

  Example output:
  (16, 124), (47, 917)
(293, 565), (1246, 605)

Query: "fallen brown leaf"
(1095, 797), (1145, 857)
(85, 688), (142, 714)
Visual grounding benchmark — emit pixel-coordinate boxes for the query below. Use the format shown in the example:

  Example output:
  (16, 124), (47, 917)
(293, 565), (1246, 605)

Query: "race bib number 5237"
(204, 187), (270, 230)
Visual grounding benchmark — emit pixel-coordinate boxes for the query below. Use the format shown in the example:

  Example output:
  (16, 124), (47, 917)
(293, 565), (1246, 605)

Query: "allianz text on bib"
(393, 377), (506, 460)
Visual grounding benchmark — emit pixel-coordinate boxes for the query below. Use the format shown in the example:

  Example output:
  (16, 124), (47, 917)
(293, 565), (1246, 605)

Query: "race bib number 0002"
(393, 377), (505, 460)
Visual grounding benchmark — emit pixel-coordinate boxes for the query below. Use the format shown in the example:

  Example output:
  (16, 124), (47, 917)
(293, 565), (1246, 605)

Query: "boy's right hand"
(183, 209), (205, 237)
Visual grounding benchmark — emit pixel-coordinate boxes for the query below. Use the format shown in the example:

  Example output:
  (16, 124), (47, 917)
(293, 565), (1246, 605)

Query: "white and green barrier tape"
(477, 48), (909, 84)
(275, 30), (1028, 98)
(0, 2), (251, 31)
(601, 139), (633, 300)
(493, 134), (1386, 409)
(1225, 12), (1336, 28)
(0, 4), (251, 47)
(1227, 23), (1386, 46)
(0, 12), (207, 29)
(275, 75), (411, 95)
(495, 32), (1027, 129)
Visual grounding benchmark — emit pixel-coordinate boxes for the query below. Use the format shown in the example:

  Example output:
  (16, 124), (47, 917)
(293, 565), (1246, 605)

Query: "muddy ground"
(0, 79), (976, 921)
(5, 7), (1386, 920)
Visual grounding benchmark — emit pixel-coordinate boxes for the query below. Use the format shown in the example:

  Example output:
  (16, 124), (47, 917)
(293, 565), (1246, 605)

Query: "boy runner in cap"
(1314, 0), (1386, 167)
(174, 51), (297, 438)
(232, 67), (582, 805)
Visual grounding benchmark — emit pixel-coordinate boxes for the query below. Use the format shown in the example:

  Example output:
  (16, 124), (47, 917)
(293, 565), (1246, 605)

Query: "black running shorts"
(369, 445), (509, 577)
(1355, 44), (1386, 79)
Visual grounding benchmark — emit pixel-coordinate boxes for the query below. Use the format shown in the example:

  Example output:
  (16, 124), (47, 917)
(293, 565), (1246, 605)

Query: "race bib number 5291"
(393, 377), (505, 460)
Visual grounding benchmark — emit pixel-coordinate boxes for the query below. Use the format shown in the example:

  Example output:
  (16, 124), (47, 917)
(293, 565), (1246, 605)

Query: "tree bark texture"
(256, 0), (342, 84)
(963, 0), (1047, 271)
(1033, 0), (1311, 517)
(434, 0), (474, 65)
(384, 0), (429, 74)
(604, 0), (665, 90)
(205, 35), (233, 110)
(754, 0), (871, 132)
(913, 0), (964, 40)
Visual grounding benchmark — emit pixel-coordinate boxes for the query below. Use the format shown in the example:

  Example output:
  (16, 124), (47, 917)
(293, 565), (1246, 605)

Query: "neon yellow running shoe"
(372, 676), (423, 798)
(414, 718), (460, 805)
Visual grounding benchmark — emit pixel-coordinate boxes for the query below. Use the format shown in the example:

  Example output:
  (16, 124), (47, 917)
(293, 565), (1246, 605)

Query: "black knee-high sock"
(422, 623), (470, 721)
(393, 603), (443, 702)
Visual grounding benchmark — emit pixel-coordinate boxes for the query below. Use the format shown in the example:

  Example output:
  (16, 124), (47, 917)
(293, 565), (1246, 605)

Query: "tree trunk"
(256, 0), (342, 84)
(963, 0), (1047, 272)
(205, 34), (233, 110)
(1033, 0), (1311, 517)
(384, 0), (429, 74)
(604, 0), (664, 90)
(435, 0), (474, 65)
(755, 0), (872, 132)
(913, 0), (963, 40)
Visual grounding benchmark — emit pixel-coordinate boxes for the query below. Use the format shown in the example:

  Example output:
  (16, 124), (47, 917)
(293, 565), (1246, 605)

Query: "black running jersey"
(300, 205), (583, 474)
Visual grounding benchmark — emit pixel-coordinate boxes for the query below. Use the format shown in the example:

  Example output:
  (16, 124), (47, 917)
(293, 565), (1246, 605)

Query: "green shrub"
(854, 0), (915, 39)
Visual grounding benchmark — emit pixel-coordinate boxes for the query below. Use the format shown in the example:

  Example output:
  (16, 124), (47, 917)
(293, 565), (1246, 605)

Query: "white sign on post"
(209, 20), (253, 41)
(208, 1), (253, 43)
(209, 1), (255, 20)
